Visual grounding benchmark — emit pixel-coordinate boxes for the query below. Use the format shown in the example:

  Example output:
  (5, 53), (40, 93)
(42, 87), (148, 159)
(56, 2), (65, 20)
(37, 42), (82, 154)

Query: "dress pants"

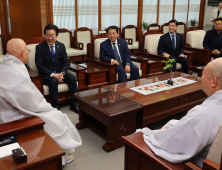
(171, 57), (189, 74)
(43, 73), (78, 104)
(117, 63), (139, 83)
(212, 53), (222, 59)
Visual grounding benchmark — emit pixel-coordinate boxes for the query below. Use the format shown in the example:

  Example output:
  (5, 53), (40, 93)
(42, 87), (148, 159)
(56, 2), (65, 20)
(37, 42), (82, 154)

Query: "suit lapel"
(107, 40), (116, 58)
(43, 41), (55, 64)
(176, 33), (180, 50)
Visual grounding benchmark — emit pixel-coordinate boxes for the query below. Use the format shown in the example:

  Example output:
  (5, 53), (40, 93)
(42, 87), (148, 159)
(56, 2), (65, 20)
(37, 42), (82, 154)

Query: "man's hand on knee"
(112, 60), (119, 66)
(179, 54), (185, 57)
(125, 65), (130, 73)
(53, 73), (60, 80)
(58, 73), (64, 83)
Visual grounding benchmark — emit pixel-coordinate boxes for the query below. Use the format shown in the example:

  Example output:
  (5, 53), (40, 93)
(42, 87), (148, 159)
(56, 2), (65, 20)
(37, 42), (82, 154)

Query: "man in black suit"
(35, 24), (79, 112)
(100, 26), (139, 83)
(203, 18), (222, 59)
(158, 20), (189, 74)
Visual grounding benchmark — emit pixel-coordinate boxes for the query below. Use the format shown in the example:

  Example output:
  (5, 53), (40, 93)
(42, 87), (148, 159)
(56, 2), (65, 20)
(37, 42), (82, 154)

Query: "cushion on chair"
(149, 26), (159, 30)
(77, 31), (91, 54)
(144, 34), (163, 54)
(177, 25), (185, 34)
(43, 83), (69, 96)
(163, 26), (168, 34)
(57, 32), (71, 49)
(125, 28), (137, 42)
(27, 44), (39, 72)
(186, 30), (205, 49)
(94, 38), (108, 59)
(206, 124), (222, 165)
(66, 48), (84, 57)
(132, 41), (139, 49)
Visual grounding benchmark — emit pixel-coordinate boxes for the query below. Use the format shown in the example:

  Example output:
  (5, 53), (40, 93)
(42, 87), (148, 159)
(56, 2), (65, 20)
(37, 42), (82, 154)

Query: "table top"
(74, 88), (142, 116)
(0, 130), (65, 169)
(103, 72), (202, 106)
(71, 62), (109, 74)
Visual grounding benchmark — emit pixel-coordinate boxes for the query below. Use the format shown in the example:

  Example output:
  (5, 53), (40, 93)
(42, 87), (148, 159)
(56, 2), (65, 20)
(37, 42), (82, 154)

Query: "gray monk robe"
(137, 90), (222, 167)
(0, 54), (82, 165)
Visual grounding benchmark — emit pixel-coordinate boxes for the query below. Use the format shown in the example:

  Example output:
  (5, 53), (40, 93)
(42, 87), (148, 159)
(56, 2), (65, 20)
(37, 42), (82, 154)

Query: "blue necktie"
(50, 46), (56, 73)
(112, 43), (122, 67)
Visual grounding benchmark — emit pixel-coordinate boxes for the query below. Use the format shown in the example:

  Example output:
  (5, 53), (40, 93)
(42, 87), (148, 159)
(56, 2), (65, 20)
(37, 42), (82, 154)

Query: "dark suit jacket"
(157, 32), (184, 58)
(35, 40), (69, 79)
(203, 28), (222, 53)
(100, 38), (132, 64)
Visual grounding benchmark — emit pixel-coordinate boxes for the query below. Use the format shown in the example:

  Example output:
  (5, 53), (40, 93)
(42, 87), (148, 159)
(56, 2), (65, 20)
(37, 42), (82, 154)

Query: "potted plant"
(162, 56), (176, 85)
(141, 21), (149, 33)
(189, 19), (198, 26)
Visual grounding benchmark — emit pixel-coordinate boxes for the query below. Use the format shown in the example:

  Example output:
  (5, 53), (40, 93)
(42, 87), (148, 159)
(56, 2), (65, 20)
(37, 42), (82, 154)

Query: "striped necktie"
(112, 42), (122, 67)
(172, 35), (175, 50)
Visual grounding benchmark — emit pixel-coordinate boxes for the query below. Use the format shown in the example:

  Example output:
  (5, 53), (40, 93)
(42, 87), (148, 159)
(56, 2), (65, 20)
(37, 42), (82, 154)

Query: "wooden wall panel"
(8, 0), (42, 42)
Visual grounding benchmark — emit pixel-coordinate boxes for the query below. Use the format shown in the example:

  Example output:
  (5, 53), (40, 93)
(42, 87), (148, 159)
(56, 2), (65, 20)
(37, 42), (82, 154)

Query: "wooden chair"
(184, 30), (212, 67)
(57, 29), (84, 63)
(147, 23), (160, 31)
(186, 26), (202, 33)
(87, 34), (149, 84)
(177, 22), (186, 34)
(161, 23), (169, 34)
(74, 27), (93, 60)
(26, 37), (87, 104)
(0, 34), (6, 64)
(122, 25), (139, 55)
(122, 123), (222, 170)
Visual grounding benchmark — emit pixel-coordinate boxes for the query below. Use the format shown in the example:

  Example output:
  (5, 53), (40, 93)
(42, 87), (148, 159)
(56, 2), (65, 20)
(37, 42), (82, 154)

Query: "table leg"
(76, 103), (88, 130)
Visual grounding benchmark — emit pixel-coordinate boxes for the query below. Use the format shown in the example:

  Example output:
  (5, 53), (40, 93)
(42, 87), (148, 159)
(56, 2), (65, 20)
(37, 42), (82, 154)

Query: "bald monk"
(137, 58), (222, 167)
(0, 38), (82, 164)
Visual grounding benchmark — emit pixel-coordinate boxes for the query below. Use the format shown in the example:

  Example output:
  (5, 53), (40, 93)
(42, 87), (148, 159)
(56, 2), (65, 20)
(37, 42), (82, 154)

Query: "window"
(188, 0), (201, 26)
(101, 0), (120, 31)
(78, 0), (98, 35)
(174, 0), (188, 23)
(121, 0), (138, 28)
(53, 0), (75, 32)
(142, 0), (158, 24)
(159, 0), (173, 25)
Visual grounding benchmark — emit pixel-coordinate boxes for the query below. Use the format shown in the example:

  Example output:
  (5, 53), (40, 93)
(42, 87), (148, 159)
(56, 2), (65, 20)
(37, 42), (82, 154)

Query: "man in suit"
(100, 26), (139, 83)
(35, 24), (79, 112)
(203, 18), (222, 59)
(158, 20), (189, 74)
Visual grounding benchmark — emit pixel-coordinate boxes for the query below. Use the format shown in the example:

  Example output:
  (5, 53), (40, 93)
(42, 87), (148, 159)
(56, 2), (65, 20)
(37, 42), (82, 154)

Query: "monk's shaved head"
(207, 58), (222, 88)
(6, 38), (28, 64)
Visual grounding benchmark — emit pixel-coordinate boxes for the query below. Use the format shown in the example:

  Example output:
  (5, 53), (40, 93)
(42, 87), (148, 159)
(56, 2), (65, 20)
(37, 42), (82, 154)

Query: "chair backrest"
(161, 23), (169, 34)
(57, 32), (71, 49)
(26, 44), (39, 72)
(94, 38), (108, 59)
(125, 28), (137, 42)
(144, 34), (163, 54)
(206, 124), (222, 165)
(186, 30), (205, 48)
(77, 31), (91, 50)
(177, 22), (186, 34)
(147, 24), (160, 31)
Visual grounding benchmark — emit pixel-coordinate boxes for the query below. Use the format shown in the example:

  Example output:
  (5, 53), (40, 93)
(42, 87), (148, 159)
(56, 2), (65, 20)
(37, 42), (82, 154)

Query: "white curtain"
(78, 0), (98, 35)
(188, 0), (201, 26)
(159, 0), (173, 25)
(142, 0), (158, 25)
(53, 0), (75, 32)
(121, 0), (138, 28)
(101, 0), (120, 31)
(174, 0), (188, 23)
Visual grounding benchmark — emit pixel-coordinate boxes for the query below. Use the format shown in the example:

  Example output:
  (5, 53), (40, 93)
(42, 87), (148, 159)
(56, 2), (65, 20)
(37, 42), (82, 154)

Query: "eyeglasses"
(215, 23), (222, 26)
(45, 34), (56, 39)
(28, 49), (31, 54)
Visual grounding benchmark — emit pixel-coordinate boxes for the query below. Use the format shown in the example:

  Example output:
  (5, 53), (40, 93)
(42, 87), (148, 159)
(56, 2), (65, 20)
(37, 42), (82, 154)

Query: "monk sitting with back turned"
(0, 38), (82, 165)
(137, 58), (222, 167)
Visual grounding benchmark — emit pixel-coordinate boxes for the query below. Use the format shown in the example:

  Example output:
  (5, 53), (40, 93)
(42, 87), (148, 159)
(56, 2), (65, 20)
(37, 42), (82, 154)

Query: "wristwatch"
(126, 63), (130, 66)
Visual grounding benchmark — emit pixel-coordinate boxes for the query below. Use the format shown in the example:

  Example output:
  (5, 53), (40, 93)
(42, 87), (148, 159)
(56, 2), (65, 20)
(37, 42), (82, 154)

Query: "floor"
(62, 71), (198, 170)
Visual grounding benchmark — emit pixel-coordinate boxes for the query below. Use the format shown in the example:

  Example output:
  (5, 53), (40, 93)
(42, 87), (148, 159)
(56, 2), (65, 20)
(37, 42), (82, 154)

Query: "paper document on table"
(130, 77), (197, 95)
(0, 142), (20, 159)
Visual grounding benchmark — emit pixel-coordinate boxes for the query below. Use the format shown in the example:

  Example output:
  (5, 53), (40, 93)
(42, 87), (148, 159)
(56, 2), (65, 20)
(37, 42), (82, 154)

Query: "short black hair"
(215, 18), (222, 22)
(168, 20), (178, 26)
(106, 26), (119, 34)
(44, 24), (59, 35)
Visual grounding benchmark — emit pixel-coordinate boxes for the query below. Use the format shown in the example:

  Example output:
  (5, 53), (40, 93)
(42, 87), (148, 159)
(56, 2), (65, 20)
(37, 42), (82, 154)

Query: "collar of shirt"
(110, 39), (118, 47)
(169, 32), (176, 38)
(47, 43), (56, 52)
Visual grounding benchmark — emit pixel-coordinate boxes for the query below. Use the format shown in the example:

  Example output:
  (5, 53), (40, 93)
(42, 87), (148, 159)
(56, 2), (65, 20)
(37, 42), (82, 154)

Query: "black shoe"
(51, 103), (60, 110)
(70, 101), (79, 113)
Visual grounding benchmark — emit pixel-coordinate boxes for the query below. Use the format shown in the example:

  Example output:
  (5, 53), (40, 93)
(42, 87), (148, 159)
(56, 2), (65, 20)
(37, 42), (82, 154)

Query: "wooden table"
(0, 117), (65, 170)
(70, 62), (109, 89)
(122, 132), (184, 170)
(104, 72), (207, 128)
(74, 88), (142, 152)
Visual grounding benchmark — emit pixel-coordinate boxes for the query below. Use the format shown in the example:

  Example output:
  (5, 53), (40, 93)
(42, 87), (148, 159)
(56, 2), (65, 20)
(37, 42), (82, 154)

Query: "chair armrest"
(184, 162), (202, 170)
(131, 56), (149, 62)
(202, 159), (220, 170)
(69, 63), (87, 72)
(131, 56), (149, 77)
(184, 46), (210, 52)
(0, 117), (44, 138)
(72, 42), (84, 50)
(124, 38), (133, 45)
